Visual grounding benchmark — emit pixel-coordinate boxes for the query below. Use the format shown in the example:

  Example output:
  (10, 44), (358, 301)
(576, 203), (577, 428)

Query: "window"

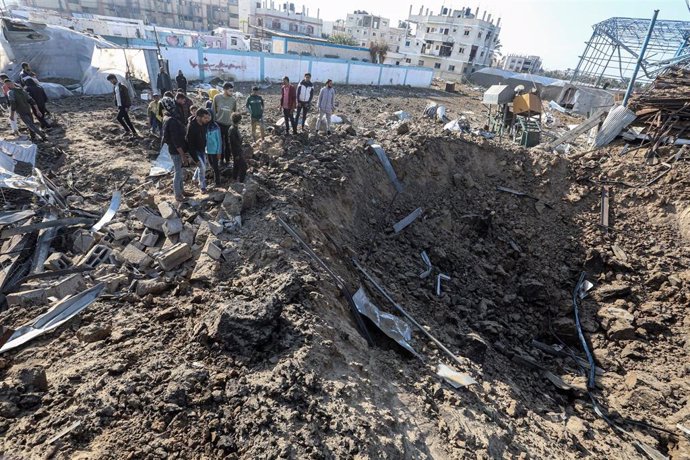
(448, 65), (455, 71)
(405, 40), (410, 46)
(257, 18), (263, 26)
(395, 61), (400, 65)
(486, 31), (492, 39)
(477, 32), (482, 38)
(458, 47), (465, 54)
(372, 32), (376, 36)
(434, 63), (441, 69)
(435, 44), (439, 50)
(480, 51), (484, 57)
(464, 29), (470, 36)
(405, 58), (411, 63)
(289, 23), (298, 32)
(306, 25), (314, 34)
(418, 60), (424, 66)
(453, 28), (457, 33)
(271, 19), (280, 29)
(231, 37), (237, 45)
(444, 28), (449, 35)
(256, 1), (260, 7)
(426, 27), (430, 33)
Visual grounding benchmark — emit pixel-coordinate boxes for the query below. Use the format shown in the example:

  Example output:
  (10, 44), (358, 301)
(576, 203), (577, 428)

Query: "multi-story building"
(16, 0), (252, 30)
(394, 4), (501, 80)
(344, 10), (407, 49)
(248, 1), (322, 38)
(501, 54), (542, 74)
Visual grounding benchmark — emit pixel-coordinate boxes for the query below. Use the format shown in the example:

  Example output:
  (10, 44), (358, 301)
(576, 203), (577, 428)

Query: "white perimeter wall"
(156, 47), (432, 87)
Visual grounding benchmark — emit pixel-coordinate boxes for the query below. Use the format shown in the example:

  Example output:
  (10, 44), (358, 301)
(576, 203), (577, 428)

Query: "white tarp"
(0, 140), (37, 167)
(149, 144), (174, 176)
(81, 68), (134, 96)
(40, 83), (73, 99)
(91, 48), (151, 83)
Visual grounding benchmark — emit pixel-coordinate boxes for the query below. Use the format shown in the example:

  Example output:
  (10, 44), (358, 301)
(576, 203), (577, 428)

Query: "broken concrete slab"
(202, 239), (223, 261)
(97, 273), (129, 294)
(594, 282), (632, 300)
(162, 218), (184, 236)
(179, 223), (197, 247)
(219, 190), (243, 219)
(134, 207), (165, 232)
(208, 221), (224, 236)
(139, 227), (159, 247)
(156, 243), (193, 271)
(157, 201), (177, 219)
(44, 253), (72, 271)
(72, 229), (96, 254)
(6, 288), (48, 307)
(120, 244), (153, 268)
(49, 274), (86, 299)
(241, 181), (259, 211)
(107, 222), (130, 241)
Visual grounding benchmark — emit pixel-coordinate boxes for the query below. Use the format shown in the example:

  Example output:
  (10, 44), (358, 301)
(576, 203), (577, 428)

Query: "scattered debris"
(436, 363), (477, 388)
(393, 208), (423, 233)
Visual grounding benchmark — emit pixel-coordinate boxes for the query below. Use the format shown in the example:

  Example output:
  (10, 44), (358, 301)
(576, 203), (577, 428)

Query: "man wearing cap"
(212, 82), (237, 165)
(245, 86), (265, 141)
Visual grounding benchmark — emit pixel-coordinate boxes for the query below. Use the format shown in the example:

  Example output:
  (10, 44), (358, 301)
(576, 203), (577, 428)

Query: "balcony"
(420, 32), (455, 42)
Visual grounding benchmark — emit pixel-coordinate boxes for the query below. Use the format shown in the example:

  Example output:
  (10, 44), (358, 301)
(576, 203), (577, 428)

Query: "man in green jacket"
(245, 86), (264, 141)
(212, 82), (237, 166)
(5, 79), (46, 141)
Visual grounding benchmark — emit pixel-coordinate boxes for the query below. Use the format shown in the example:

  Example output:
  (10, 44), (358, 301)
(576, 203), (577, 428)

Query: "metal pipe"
(352, 258), (466, 368)
(622, 10), (659, 107)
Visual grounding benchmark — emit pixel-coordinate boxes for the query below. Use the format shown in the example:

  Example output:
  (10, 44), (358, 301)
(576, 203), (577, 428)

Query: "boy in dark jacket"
(107, 74), (138, 137)
(186, 108), (211, 192)
(228, 112), (247, 182)
(296, 72), (314, 131)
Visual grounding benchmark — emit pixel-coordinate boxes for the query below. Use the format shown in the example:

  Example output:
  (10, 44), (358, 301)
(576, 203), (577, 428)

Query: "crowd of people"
(136, 69), (338, 202)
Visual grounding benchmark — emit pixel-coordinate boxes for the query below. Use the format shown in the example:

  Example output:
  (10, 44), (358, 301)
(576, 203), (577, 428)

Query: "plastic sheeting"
(40, 83), (73, 99)
(0, 139), (37, 166)
(149, 144), (174, 176)
(0, 19), (115, 82)
(352, 287), (418, 356)
(80, 67), (134, 96)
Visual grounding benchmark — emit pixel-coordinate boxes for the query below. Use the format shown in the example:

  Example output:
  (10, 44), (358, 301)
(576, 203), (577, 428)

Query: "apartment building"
(395, 4), (501, 80)
(344, 10), (407, 48)
(16, 0), (250, 30)
(248, 1), (322, 38)
(501, 54), (542, 74)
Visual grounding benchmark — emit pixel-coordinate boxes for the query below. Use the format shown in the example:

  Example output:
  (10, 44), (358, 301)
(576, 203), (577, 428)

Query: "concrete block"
(72, 229), (96, 254)
(208, 221), (224, 236)
(136, 278), (171, 296)
(97, 273), (129, 294)
(157, 201), (177, 219)
(44, 253), (72, 271)
(156, 243), (193, 271)
(241, 181), (259, 211)
(220, 190), (243, 218)
(195, 221), (211, 246)
(7, 288), (48, 307)
(79, 245), (112, 268)
(120, 244), (153, 268)
(107, 222), (130, 241)
(162, 218), (184, 236)
(134, 207), (165, 232)
(49, 274), (86, 299)
(191, 252), (219, 282)
(202, 239), (223, 261)
(179, 224), (197, 246)
(139, 227), (159, 247)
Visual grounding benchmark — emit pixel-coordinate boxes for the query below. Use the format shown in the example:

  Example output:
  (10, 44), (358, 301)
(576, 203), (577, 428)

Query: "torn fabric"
(0, 283), (105, 353)
(352, 287), (419, 357)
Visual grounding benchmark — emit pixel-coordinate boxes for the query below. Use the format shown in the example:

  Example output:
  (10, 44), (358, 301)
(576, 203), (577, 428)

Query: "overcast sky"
(299, 0), (689, 70)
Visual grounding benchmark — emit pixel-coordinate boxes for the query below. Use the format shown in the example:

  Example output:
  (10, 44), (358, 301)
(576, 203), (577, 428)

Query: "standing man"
(107, 74), (138, 137)
(161, 96), (192, 202)
(296, 73), (314, 132)
(186, 108), (212, 193)
(212, 82), (237, 166)
(157, 67), (173, 94)
(19, 63), (39, 87)
(279, 76), (297, 136)
(147, 93), (163, 136)
(6, 79), (46, 141)
(24, 79), (51, 129)
(316, 79), (336, 135)
(175, 91), (193, 123)
(245, 86), (265, 141)
(228, 113), (247, 183)
(176, 70), (188, 93)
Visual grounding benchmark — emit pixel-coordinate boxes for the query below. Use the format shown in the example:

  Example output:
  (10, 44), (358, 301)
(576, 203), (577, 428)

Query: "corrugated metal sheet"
(594, 104), (637, 147)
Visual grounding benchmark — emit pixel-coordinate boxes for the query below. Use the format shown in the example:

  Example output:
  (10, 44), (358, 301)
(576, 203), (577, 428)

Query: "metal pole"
(622, 9), (659, 107)
(352, 258), (466, 369)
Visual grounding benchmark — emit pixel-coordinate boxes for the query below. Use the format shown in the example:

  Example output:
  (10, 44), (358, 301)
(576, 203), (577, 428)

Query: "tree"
(329, 34), (358, 46)
(377, 43), (389, 64)
(368, 42), (379, 63)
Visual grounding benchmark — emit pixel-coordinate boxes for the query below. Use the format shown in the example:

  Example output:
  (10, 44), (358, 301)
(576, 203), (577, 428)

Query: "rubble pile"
(628, 66), (690, 148)
(0, 84), (688, 459)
